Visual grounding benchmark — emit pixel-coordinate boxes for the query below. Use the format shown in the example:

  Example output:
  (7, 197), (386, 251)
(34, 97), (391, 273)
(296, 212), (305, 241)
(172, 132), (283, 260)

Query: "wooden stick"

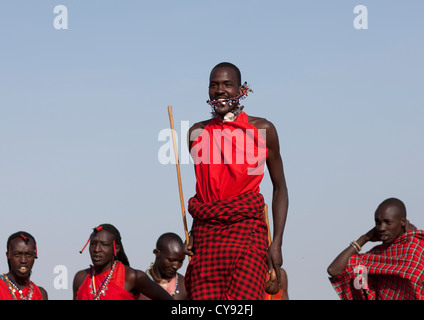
(264, 204), (272, 248)
(167, 106), (190, 246)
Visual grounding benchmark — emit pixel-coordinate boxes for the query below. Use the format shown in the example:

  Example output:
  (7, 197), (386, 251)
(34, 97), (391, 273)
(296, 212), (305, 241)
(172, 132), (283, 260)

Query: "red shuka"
(185, 191), (268, 300)
(330, 230), (424, 300)
(186, 112), (269, 300)
(0, 275), (44, 300)
(190, 112), (268, 203)
(76, 261), (136, 300)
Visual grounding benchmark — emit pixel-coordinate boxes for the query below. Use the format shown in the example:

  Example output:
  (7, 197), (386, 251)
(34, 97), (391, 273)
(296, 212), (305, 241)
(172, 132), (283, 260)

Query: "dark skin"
(150, 239), (187, 300)
(72, 229), (173, 300)
(327, 203), (416, 277)
(6, 238), (48, 300)
(186, 65), (289, 285)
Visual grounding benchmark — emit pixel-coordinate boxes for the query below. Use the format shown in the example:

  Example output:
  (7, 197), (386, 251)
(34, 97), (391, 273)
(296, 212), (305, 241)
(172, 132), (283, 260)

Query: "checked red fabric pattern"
(185, 191), (268, 300)
(330, 230), (424, 300)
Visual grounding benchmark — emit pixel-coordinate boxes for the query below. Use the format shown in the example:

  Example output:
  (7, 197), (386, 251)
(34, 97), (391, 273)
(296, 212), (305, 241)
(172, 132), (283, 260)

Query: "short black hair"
(156, 232), (184, 251)
(376, 198), (407, 218)
(211, 62), (242, 87)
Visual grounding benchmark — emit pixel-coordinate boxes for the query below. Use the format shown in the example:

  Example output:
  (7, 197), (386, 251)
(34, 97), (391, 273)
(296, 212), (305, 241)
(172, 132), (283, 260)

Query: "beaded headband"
(206, 82), (253, 107)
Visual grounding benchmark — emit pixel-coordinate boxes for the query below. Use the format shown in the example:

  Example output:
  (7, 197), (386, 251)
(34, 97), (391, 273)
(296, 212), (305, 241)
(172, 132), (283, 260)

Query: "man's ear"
(401, 218), (407, 229)
(153, 249), (159, 257)
(114, 242), (121, 254)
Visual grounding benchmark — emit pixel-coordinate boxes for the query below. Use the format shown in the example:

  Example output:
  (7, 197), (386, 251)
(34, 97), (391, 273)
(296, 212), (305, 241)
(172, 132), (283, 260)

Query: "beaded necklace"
(90, 261), (117, 300)
(207, 82), (253, 107)
(1, 274), (34, 300)
(207, 82), (253, 122)
(147, 263), (179, 296)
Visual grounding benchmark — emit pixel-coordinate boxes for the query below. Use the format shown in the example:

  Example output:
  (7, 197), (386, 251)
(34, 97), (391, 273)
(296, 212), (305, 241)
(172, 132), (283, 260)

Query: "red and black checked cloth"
(184, 191), (268, 300)
(330, 230), (424, 300)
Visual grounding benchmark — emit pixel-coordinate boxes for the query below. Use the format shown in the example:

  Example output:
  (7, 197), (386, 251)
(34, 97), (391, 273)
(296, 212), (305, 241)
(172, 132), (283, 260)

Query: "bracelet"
(350, 241), (362, 253)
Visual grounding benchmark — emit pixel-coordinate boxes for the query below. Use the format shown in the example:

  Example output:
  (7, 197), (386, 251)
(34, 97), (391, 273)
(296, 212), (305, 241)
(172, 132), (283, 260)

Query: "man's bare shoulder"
(189, 119), (211, 132)
(247, 115), (276, 131)
(38, 286), (48, 300)
(124, 265), (141, 283)
(74, 268), (90, 280)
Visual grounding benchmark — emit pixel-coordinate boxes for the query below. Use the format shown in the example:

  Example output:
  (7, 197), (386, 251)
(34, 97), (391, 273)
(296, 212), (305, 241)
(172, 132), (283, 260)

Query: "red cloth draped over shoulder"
(330, 230), (424, 300)
(76, 261), (136, 300)
(190, 112), (268, 203)
(185, 191), (268, 300)
(0, 276), (43, 300)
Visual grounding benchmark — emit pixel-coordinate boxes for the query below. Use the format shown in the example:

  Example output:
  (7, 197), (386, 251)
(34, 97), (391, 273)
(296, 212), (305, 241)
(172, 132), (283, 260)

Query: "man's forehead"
(210, 66), (238, 81)
(10, 237), (35, 249)
(160, 241), (184, 256)
(91, 229), (113, 241)
(375, 205), (402, 219)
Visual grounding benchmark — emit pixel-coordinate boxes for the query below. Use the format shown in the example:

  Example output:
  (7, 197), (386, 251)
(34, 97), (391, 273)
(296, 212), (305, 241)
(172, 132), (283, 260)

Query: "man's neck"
(7, 272), (29, 288)
(213, 105), (244, 121)
(93, 261), (115, 275)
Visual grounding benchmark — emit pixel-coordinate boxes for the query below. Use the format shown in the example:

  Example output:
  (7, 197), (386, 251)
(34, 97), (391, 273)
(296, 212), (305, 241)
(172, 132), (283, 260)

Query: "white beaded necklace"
(1, 274), (34, 300)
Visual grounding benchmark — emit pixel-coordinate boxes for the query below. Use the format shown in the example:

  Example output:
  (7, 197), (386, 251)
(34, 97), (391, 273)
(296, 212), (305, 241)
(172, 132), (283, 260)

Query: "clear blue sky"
(1, 1), (423, 300)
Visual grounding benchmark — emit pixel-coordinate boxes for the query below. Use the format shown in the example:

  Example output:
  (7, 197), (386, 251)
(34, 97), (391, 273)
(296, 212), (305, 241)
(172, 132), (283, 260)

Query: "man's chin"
(214, 104), (236, 116)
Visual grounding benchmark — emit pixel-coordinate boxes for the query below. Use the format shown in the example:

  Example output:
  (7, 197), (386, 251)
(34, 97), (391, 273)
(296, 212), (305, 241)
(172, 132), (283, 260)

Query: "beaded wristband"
(350, 241), (361, 253)
(352, 240), (362, 251)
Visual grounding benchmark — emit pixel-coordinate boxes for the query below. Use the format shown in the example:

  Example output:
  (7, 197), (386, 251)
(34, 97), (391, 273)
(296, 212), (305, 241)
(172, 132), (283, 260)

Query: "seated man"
(73, 224), (173, 300)
(139, 232), (187, 300)
(0, 231), (48, 300)
(327, 198), (424, 300)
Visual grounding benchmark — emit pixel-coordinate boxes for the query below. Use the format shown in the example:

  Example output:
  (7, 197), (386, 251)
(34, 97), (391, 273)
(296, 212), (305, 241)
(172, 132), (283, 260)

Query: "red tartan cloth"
(76, 261), (137, 300)
(190, 112), (268, 203)
(185, 191), (268, 300)
(330, 230), (424, 300)
(0, 276), (44, 300)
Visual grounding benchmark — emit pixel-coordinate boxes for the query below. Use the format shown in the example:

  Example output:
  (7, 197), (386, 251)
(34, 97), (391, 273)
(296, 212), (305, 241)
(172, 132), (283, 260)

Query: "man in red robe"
(1, 232), (47, 300)
(327, 198), (424, 300)
(185, 62), (289, 300)
(73, 224), (173, 300)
